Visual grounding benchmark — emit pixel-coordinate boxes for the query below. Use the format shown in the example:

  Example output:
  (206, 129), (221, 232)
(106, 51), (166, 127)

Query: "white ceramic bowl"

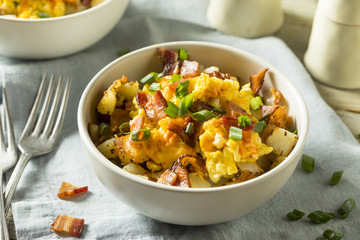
(77, 41), (309, 226)
(0, 0), (129, 59)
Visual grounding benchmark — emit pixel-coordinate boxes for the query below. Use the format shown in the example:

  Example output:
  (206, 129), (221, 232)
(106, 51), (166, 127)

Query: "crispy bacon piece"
(157, 47), (180, 76)
(51, 215), (84, 238)
(250, 68), (268, 96)
(268, 106), (290, 129)
(180, 60), (200, 78)
(225, 100), (249, 118)
(136, 91), (168, 122)
(260, 105), (280, 123)
(157, 160), (191, 187)
(271, 89), (282, 105)
(208, 71), (231, 80)
(188, 99), (212, 113)
(178, 154), (207, 177)
(167, 118), (199, 147)
(130, 115), (145, 132)
(221, 116), (253, 142)
(57, 182), (88, 199)
(110, 108), (131, 133)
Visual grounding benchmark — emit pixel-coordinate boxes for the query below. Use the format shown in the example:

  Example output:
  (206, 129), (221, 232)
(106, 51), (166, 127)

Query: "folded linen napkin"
(1, 16), (359, 240)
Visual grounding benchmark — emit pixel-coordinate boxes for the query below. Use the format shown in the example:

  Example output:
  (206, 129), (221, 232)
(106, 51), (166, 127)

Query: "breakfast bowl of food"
(0, 0), (129, 59)
(77, 41), (309, 226)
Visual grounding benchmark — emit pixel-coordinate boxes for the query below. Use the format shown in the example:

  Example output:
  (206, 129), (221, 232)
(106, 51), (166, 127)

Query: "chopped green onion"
(38, 12), (50, 18)
(249, 96), (263, 110)
(179, 93), (193, 116)
(140, 72), (162, 85)
(170, 73), (182, 83)
(185, 122), (194, 135)
(286, 209), (305, 221)
(164, 101), (179, 118)
(307, 210), (334, 224)
(357, 133), (360, 139)
(253, 121), (266, 133)
(329, 171), (344, 185)
(337, 198), (355, 219)
(301, 154), (315, 173)
(322, 229), (344, 240)
(178, 48), (188, 60)
(229, 126), (243, 141)
(176, 80), (190, 98)
(238, 115), (252, 128)
(289, 129), (298, 135)
(259, 113), (270, 121)
(119, 122), (130, 135)
(192, 110), (217, 122)
(211, 107), (226, 114)
(99, 122), (110, 136)
(149, 82), (162, 93)
(131, 129), (151, 141)
(117, 49), (130, 57)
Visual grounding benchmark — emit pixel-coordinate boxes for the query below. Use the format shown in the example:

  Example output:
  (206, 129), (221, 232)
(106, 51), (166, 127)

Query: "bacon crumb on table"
(51, 215), (85, 238)
(57, 182), (88, 199)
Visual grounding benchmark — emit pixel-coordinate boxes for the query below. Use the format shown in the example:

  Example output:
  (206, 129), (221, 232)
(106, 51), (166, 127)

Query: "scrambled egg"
(0, 0), (104, 18)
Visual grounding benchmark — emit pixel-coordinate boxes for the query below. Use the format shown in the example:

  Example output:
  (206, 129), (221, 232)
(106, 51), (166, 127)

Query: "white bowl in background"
(77, 41), (309, 226)
(0, 0), (129, 59)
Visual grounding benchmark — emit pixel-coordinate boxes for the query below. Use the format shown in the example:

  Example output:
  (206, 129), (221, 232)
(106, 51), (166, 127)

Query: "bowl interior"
(79, 41), (309, 191)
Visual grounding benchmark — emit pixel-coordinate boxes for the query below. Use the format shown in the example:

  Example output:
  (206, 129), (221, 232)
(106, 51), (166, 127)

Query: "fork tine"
(3, 87), (16, 153)
(42, 75), (63, 136)
(20, 74), (48, 138)
(33, 74), (55, 136)
(50, 77), (71, 138)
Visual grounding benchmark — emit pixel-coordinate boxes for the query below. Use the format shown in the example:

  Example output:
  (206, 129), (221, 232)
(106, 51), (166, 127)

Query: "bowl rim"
(77, 40), (309, 193)
(0, 0), (125, 22)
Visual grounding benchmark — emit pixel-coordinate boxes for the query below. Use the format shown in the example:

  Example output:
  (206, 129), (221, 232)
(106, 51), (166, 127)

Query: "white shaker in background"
(304, 0), (360, 89)
(206, 0), (284, 38)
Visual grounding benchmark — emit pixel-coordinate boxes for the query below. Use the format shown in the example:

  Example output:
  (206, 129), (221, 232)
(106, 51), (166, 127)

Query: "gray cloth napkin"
(1, 11), (359, 240)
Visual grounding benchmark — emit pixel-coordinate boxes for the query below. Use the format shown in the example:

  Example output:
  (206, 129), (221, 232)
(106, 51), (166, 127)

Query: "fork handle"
(3, 153), (32, 212)
(0, 171), (10, 240)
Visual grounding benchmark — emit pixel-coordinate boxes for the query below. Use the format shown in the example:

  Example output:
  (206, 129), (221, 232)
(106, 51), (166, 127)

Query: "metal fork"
(3, 74), (71, 212)
(0, 88), (16, 240)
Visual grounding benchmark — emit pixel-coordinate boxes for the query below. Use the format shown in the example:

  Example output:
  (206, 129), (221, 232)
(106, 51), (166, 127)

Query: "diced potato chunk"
(117, 81), (140, 101)
(97, 138), (116, 158)
(265, 127), (298, 156)
(189, 173), (211, 188)
(123, 163), (146, 176)
(88, 122), (100, 143)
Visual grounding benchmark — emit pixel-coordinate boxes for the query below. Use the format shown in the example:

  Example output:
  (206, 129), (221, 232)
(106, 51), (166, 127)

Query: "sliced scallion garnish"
(38, 12), (50, 18)
(249, 96), (263, 110)
(164, 101), (179, 118)
(229, 126), (243, 141)
(286, 209), (305, 221)
(149, 82), (162, 93)
(131, 129), (151, 141)
(322, 229), (344, 240)
(337, 198), (355, 219)
(301, 154), (315, 173)
(329, 171), (344, 185)
(211, 107), (226, 114)
(185, 122), (194, 135)
(238, 115), (252, 128)
(307, 210), (334, 224)
(178, 48), (188, 60)
(140, 72), (162, 85)
(170, 73), (182, 83)
(253, 121), (266, 133)
(179, 93), (193, 116)
(290, 129), (298, 135)
(176, 80), (190, 98)
(99, 122), (110, 136)
(119, 122), (130, 135)
(192, 110), (217, 122)
(117, 49), (130, 57)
